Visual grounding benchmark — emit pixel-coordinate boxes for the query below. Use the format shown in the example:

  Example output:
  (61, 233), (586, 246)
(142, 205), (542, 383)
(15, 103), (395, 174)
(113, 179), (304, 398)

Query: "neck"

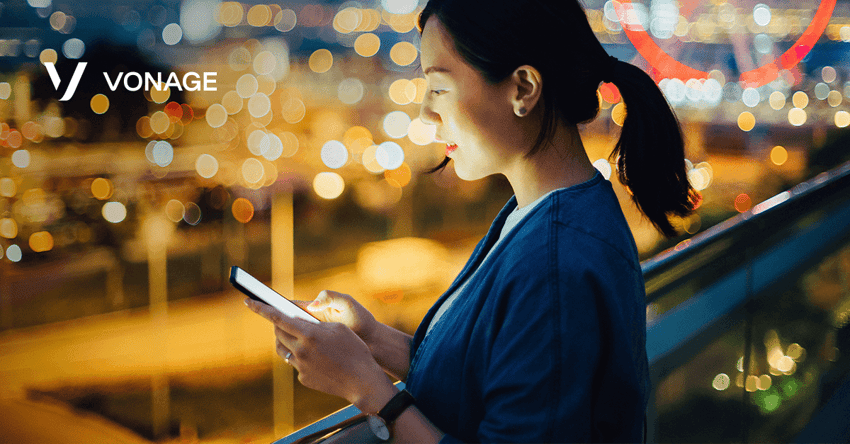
(503, 124), (597, 208)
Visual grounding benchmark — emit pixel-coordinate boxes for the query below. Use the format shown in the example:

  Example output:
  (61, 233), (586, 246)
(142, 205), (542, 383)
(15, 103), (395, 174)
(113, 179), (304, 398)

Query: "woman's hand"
(295, 290), (379, 346)
(298, 290), (414, 382)
(245, 298), (391, 406)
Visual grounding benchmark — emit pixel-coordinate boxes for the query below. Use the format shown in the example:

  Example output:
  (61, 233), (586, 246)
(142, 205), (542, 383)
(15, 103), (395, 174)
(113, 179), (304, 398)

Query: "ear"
(509, 65), (543, 117)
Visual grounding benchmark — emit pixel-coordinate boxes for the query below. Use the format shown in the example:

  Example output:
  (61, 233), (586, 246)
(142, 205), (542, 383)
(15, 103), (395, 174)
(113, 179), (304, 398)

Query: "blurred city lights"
(770, 146), (788, 166)
(91, 178), (113, 200)
(309, 49), (333, 73)
(165, 199), (185, 223)
(90, 94), (109, 114)
(0, 218), (17, 238)
(712, 373), (730, 391)
(383, 111), (412, 139)
(232, 198), (254, 223)
(6, 244), (22, 262)
(313, 172), (345, 199)
(184, 202), (202, 225)
(390, 41), (417, 66)
(792, 91), (809, 109)
(241, 158), (264, 183)
(62, 38), (85, 59)
(407, 118), (436, 145)
(102, 202), (127, 223)
(0, 178), (16, 197)
(611, 103), (626, 126)
(162, 23), (183, 45)
(11, 150), (31, 168)
(196, 154), (219, 178)
(734, 193), (752, 213)
(788, 108), (807, 126)
(206, 103), (228, 128)
(375, 141), (405, 170)
(321, 140), (349, 169)
(354, 33), (380, 57)
(737, 112), (756, 131)
(836, 111), (850, 128)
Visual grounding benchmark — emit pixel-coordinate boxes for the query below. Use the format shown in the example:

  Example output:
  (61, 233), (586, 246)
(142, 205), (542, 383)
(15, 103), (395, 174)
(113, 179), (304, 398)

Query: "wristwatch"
(366, 389), (416, 441)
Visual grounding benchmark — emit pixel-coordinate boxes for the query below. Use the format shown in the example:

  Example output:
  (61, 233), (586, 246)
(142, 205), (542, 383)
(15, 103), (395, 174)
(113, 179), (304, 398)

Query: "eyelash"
(430, 89), (446, 96)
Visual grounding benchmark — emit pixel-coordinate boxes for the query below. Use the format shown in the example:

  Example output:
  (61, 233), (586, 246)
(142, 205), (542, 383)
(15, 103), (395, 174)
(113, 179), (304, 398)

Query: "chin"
(452, 163), (488, 182)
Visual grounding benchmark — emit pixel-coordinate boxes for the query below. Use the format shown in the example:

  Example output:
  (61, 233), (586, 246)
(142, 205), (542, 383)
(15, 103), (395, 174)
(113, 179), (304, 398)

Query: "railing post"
(272, 187), (295, 436)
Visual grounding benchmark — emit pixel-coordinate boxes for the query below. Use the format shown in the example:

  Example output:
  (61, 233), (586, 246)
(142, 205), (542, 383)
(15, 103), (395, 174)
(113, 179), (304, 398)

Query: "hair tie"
(600, 55), (620, 83)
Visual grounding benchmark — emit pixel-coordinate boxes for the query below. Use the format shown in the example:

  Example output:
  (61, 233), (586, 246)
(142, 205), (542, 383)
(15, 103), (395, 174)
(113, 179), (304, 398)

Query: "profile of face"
(418, 18), (530, 181)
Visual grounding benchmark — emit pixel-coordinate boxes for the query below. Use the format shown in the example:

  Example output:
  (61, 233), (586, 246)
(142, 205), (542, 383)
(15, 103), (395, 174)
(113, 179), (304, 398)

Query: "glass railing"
(645, 160), (850, 443)
(276, 160), (850, 444)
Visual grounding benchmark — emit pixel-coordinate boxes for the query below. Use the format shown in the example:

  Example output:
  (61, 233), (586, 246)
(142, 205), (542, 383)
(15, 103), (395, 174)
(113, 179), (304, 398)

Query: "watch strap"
(377, 389), (416, 423)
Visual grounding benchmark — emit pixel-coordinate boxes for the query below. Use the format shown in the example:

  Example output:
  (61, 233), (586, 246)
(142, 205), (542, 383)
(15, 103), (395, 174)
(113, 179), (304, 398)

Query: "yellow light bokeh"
(791, 91), (808, 109)
(219, 2), (244, 27)
(222, 90), (244, 115)
(206, 103), (228, 128)
(385, 162), (412, 188)
(354, 33), (381, 57)
(827, 90), (843, 107)
(281, 97), (306, 124)
(737, 111), (755, 131)
(836, 110), (850, 128)
(333, 7), (361, 33)
(768, 91), (785, 110)
(611, 102), (626, 126)
(232, 198), (255, 223)
(788, 107), (807, 126)
(196, 154), (219, 179)
(0, 218), (17, 239)
(313, 172), (345, 199)
(91, 178), (113, 200)
(309, 49), (333, 73)
(390, 42), (418, 66)
(247, 4), (272, 27)
(241, 158), (264, 184)
(236, 74), (259, 98)
(150, 111), (170, 134)
(39, 48), (58, 64)
(0, 178), (16, 197)
(150, 83), (170, 104)
(389, 79), (414, 105)
(770, 146), (788, 165)
(29, 231), (54, 253)
(90, 94), (109, 114)
(165, 199), (185, 223)
(407, 118), (437, 145)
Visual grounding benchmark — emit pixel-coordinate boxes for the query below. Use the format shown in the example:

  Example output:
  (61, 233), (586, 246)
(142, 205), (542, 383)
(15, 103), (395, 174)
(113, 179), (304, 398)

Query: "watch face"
(367, 415), (390, 441)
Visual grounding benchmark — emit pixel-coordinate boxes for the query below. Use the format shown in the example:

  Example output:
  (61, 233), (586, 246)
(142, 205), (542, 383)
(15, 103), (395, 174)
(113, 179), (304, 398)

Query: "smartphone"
(230, 266), (320, 324)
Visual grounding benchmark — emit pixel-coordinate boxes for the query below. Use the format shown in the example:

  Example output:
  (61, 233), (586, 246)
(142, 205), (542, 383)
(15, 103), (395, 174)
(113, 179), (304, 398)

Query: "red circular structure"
(615, 0), (836, 87)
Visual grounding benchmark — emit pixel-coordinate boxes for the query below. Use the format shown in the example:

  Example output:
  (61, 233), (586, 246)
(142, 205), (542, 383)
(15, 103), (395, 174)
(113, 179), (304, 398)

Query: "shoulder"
(504, 176), (641, 273)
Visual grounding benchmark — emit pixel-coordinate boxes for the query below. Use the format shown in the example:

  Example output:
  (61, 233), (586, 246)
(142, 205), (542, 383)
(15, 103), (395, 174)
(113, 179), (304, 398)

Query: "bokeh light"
(0, 218), (18, 239)
(12, 150), (31, 168)
(593, 159), (612, 180)
(309, 49), (333, 73)
(788, 108), (807, 126)
(338, 78), (365, 105)
(237, 74), (258, 98)
(376, 141), (405, 170)
(383, 111), (411, 139)
(734, 193), (752, 213)
(232, 198), (254, 223)
(354, 33), (380, 57)
(91, 178), (113, 200)
(90, 94), (109, 114)
(165, 199), (185, 223)
(836, 111), (850, 128)
(407, 118), (436, 145)
(183, 202), (201, 225)
(390, 42), (417, 66)
(241, 158), (264, 183)
(206, 103), (228, 128)
(737, 112), (756, 131)
(196, 154), (219, 178)
(102, 202), (127, 223)
(6, 245), (22, 262)
(770, 146), (788, 165)
(162, 23), (183, 45)
(313, 172), (345, 199)
(321, 140), (349, 169)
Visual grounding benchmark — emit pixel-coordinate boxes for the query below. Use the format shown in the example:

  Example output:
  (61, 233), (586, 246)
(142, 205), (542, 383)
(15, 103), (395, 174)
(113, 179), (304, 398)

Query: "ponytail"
(606, 61), (700, 237)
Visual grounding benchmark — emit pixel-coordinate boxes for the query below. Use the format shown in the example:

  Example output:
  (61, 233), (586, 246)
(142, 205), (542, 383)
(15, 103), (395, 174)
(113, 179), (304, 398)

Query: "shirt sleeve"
(475, 252), (603, 442)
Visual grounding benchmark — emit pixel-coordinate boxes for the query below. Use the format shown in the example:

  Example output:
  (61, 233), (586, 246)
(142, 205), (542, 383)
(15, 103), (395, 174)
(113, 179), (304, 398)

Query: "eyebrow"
(424, 66), (451, 75)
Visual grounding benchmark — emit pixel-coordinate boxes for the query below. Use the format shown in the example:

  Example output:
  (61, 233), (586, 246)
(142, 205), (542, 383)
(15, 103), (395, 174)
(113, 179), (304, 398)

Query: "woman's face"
(419, 18), (524, 181)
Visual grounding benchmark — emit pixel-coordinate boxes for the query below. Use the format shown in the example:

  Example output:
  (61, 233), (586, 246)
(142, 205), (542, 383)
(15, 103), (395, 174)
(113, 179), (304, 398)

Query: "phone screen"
(230, 266), (320, 324)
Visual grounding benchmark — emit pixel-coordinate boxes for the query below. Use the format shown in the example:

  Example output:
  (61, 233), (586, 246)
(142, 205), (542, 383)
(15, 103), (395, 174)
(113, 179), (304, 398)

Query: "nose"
(419, 95), (441, 126)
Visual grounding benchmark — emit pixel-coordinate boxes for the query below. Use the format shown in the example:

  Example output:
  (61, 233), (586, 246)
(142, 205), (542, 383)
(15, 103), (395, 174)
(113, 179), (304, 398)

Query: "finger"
(245, 298), (316, 336)
(309, 290), (351, 313)
(276, 341), (296, 366)
(274, 326), (299, 350)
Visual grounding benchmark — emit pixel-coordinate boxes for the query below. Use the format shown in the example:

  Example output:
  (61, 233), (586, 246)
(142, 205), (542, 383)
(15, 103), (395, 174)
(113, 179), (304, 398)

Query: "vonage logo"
(44, 62), (217, 101)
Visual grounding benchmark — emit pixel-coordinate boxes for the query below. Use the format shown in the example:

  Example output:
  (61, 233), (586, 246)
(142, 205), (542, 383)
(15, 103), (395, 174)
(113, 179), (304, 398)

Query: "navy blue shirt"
(406, 173), (650, 443)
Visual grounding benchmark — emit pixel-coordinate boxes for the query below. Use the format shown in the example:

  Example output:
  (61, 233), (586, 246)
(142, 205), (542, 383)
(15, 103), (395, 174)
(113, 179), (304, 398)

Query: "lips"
(445, 143), (457, 156)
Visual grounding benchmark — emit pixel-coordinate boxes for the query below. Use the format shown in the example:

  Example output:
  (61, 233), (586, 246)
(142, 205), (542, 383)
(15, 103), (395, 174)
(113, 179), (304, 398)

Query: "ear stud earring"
(516, 107), (527, 117)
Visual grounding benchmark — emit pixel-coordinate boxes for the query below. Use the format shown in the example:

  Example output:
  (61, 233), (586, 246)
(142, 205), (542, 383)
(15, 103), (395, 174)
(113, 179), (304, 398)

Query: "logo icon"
(44, 62), (88, 101)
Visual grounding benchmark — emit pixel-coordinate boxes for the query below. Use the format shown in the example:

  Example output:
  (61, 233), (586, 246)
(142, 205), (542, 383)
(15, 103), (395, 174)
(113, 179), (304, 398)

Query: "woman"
(246, 0), (698, 441)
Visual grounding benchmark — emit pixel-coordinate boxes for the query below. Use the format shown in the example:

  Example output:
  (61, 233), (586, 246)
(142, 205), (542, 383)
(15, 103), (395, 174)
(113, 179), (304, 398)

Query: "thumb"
(306, 290), (332, 311)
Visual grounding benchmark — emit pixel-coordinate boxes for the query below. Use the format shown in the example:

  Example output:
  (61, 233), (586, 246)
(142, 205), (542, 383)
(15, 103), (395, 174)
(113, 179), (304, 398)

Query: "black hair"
(419, 0), (699, 237)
